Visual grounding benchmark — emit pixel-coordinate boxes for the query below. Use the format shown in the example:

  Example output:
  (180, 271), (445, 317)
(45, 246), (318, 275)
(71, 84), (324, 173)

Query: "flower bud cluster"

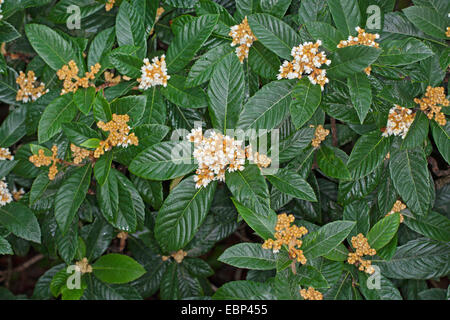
(347, 233), (376, 274)
(0, 179), (13, 207)
(16, 71), (49, 103)
(229, 16), (257, 63)
(71, 144), (93, 164)
(0, 147), (13, 161)
(382, 105), (415, 139)
(278, 40), (331, 90)
(262, 213), (308, 264)
(414, 86), (448, 126)
(29, 145), (60, 180)
(75, 258), (93, 274)
(161, 250), (188, 264)
(300, 287), (323, 300)
(105, 0), (115, 12)
(94, 114), (139, 158)
(57, 60), (101, 95)
(386, 200), (406, 223)
(310, 124), (329, 148)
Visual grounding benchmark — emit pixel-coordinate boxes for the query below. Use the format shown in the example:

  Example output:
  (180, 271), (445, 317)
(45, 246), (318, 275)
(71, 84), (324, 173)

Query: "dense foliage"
(0, 0), (449, 300)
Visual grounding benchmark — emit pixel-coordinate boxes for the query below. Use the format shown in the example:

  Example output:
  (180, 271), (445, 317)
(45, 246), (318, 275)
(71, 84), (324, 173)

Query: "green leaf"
(219, 243), (277, 270)
(74, 87), (96, 115)
(226, 165), (270, 214)
(247, 13), (300, 60)
(401, 111), (429, 150)
(93, 93), (112, 122)
(62, 122), (102, 147)
(306, 22), (344, 52)
(29, 173), (51, 205)
(129, 141), (196, 181)
(0, 202), (41, 243)
(327, 0), (361, 36)
(108, 51), (142, 78)
(289, 78), (322, 129)
(231, 199), (276, 240)
(0, 21), (21, 43)
(266, 168), (317, 201)
(367, 213), (400, 250)
(97, 169), (145, 232)
(377, 38), (434, 66)
(0, 236), (13, 255)
(93, 253), (146, 284)
(316, 145), (352, 180)
(161, 75), (208, 109)
(207, 53), (244, 133)
(166, 14), (219, 73)
(155, 177), (217, 252)
(25, 24), (81, 71)
(94, 151), (113, 186)
(213, 280), (276, 300)
(297, 265), (329, 289)
(403, 6), (447, 39)
(116, 1), (146, 59)
(430, 121), (450, 165)
(404, 211), (450, 243)
(186, 44), (235, 88)
(343, 200), (370, 240)
(80, 138), (101, 149)
(358, 272), (403, 300)
(0, 67), (18, 105)
(0, 107), (27, 148)
(327, 46), (381, 78)
(389, 146), (431, 216)
(54, 165), (92, 234)
(87, 27), (116, 69)
(347, 72), (372, 124)
(237, 80), (295, 130)
(377, 238), (450, 279)
(302, 221), (356, 259)
(38, 93), (77, 143)
(347, 131), (391, 179)
(110, 95), (146, 126)
(260, 0), (291, 18)
(248, 42), (280, 79)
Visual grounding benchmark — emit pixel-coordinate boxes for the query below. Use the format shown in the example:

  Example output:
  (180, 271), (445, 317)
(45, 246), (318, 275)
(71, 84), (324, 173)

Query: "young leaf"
(218, 243), (277, 270)
(93, 253), (146, 284)
(367, 213), (401, 250)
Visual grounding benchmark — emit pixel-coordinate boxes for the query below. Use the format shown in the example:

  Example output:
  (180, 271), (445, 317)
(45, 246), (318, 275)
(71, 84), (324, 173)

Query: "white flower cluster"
(229, 16), (257, 63)
(187, 128), (246, 188)
(382, 105), (416, 139)
(338, 27), (380, 48)
(278, 40), (331, 90)
(0, 179), (13, 207)
(138, 55), (170, 90)
(0, 147), (13, 160)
